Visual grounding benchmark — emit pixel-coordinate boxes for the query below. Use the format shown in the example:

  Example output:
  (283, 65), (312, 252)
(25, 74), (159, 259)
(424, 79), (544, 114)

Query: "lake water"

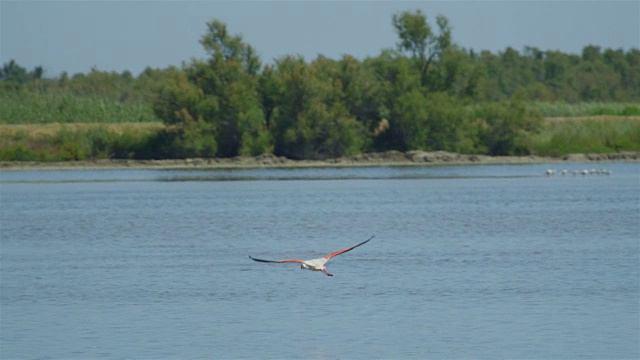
(1, 163), (639, 359)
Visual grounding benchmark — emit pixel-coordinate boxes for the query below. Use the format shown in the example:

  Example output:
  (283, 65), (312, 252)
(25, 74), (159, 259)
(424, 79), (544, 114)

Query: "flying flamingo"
(249, 236), (374, 276)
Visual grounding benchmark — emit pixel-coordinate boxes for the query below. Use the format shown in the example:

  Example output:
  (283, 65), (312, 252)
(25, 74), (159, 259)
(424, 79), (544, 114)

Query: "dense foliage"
(1, 10), (639, 161)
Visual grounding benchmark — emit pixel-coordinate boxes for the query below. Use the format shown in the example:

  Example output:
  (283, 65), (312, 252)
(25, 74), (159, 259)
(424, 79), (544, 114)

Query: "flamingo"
(249, 236), (374, 276)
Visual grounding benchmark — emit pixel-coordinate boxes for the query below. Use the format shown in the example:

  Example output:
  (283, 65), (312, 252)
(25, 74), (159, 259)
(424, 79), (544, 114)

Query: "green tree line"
(2, 10), (639, 160)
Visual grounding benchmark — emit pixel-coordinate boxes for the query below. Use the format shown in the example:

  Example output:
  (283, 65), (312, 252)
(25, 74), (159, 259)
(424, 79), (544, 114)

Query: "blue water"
(1, 163), (639, 359)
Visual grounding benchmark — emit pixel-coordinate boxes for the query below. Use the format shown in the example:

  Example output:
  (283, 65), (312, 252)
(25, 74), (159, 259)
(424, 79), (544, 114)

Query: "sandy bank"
(1, 151), (638, 171)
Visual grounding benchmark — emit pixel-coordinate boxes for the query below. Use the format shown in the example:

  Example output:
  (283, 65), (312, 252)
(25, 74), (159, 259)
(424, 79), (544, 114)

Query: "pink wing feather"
(323, 235), (374, 260)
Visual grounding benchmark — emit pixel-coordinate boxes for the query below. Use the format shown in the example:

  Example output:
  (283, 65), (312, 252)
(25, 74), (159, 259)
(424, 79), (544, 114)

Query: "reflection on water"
(1, 161), (636, 183)
(1, 162), (638, 359)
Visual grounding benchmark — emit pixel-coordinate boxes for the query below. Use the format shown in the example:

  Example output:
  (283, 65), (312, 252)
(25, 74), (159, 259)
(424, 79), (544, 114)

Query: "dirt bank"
(1, 151), (638, 171)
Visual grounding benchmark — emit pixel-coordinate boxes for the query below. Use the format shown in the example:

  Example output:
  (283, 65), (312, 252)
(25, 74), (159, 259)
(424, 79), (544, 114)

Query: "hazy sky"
(2, 1), (639, 77)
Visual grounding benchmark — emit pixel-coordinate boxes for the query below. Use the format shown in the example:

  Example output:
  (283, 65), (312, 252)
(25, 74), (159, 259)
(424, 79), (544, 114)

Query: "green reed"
(528, 101), (640, 117)
(0, 92), (159, 124)
(0, 123), (163, 161)
(530, 118), (640, 156)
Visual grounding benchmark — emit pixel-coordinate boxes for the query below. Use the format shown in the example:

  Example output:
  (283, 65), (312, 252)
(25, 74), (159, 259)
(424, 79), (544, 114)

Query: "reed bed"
(527, 101), (640, 117)
(0, 122), (163, 161)
(530, 117), (640, 156)
(0, 92), (159, 124)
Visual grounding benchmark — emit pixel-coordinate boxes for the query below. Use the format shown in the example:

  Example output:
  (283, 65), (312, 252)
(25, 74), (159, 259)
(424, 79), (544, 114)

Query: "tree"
(386, 90), (469, 152)
(257, 64), (279, 128)
(474, 100), (542, 155)
(153, 69), (203, 126)
(582, 45), (601, 62)
(624, 49), (640, 99)
(190, 20), (270, 157)
(337, 55), (385, 129)
(388, 89), (430, 151)
(392, 10), (452, 87)
(268, 55), (367, 159)
(364, 50), (420, 151)
(153, 19), (272, 158)
(30, 66), (44, 80)
(430, 47), (478, 97)
(1, 60), (28, 83)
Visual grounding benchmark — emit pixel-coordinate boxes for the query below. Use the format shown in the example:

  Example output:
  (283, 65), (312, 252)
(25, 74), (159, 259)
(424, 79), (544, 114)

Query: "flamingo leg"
(321, 269), (334, 277)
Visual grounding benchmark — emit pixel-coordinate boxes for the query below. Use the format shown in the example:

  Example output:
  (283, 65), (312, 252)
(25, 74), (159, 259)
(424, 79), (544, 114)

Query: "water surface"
(2, 162), (638, 359)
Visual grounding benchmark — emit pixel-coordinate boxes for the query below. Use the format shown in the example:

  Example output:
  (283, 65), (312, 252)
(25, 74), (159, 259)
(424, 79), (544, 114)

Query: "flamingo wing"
(249, 256), (305, 264)
(323, 235), (374, 260)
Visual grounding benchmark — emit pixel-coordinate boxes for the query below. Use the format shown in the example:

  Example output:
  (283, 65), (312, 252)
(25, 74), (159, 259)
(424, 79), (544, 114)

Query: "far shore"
(1, 151), (638, 171)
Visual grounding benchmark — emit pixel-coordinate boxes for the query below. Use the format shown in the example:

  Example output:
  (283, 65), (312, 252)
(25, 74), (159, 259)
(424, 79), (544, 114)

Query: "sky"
(2, 1), (639, 77)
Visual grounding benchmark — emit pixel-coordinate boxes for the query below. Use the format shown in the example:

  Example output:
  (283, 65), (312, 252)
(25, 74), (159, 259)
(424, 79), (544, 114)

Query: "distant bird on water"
(249, 236), (374, 276)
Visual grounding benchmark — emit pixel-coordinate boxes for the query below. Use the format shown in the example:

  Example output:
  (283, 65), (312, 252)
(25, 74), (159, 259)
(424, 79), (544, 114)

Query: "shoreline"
(1, 151), (638, 171)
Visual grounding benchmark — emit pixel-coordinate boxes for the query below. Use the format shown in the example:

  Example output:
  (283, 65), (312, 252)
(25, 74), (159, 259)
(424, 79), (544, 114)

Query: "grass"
(0, 122), (163, 138)
(0, 92), (160, 124)
(529, 117), (640, 156)
(0, 122), (164, 161)
(528, 101), (640, 117)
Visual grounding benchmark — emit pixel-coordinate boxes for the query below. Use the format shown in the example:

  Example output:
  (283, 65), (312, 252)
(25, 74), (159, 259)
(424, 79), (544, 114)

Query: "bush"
(472, 100), (543, 155)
